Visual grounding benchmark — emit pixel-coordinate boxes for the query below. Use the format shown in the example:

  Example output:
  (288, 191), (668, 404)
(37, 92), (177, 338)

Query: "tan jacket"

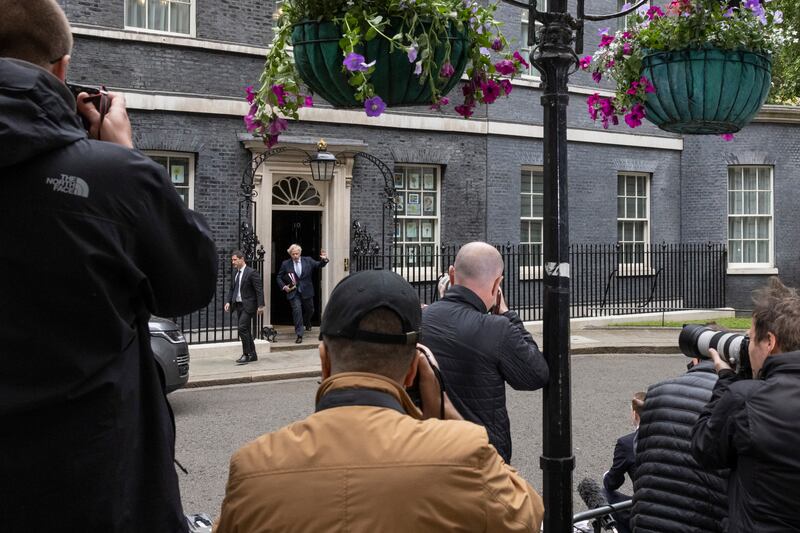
(216, 372), (544, 532)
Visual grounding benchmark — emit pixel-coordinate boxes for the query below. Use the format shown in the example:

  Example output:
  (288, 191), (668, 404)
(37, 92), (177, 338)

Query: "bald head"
(0, 0), (72, 68)
(453, 242), (504, 284)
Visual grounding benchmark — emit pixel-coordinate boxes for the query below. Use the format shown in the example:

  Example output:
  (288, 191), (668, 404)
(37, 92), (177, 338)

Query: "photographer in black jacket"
(0, 1), (217, 531)
(692, 277), (800, 532)
(419, 241), (549, 463)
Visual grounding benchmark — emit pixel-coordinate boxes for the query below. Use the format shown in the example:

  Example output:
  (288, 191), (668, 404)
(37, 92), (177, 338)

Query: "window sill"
(616, 265), (656, 277)
(123, 25), (194, 39)
(726, 266), (779, 275)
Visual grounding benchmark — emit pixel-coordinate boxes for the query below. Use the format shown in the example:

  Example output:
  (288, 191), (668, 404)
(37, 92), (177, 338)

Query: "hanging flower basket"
(292, 20), (469, 108)
(243, 0), (530, 147)
(640, 47), (772, 134)
(581, 1), (788, 138)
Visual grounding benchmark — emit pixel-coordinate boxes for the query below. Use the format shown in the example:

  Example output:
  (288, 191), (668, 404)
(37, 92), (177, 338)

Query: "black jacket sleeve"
(276, 260), (289, 290)
(132, 156), (217, 317)
(603, 436), (632, 492)
(250, 268), (265, 307)
(497, 311), (549, 390)
(691, 372), (747, 470)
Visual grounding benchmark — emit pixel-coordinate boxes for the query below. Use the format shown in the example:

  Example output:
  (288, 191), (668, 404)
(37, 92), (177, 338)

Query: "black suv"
(149, 317), (190, 393)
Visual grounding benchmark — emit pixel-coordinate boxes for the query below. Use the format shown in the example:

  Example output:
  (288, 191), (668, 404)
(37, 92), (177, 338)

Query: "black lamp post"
(496, 0), (647, 531)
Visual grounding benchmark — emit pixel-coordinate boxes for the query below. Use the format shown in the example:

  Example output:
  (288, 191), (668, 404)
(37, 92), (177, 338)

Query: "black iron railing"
(171, 254), (265, 345)
(353, 242), (727, 321)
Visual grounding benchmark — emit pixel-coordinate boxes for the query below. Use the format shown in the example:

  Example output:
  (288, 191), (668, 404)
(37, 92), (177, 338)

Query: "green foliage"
(611, 317), (752, 329)
(768, 0), (800, 104)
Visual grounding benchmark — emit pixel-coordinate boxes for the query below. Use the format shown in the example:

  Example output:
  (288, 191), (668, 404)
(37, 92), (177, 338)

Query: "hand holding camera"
(68, 83), (133, 148)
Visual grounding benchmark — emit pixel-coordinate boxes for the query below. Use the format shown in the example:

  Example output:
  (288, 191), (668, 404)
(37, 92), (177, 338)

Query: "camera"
(66, 82), (109, 133)
(678, 324), (752, 377)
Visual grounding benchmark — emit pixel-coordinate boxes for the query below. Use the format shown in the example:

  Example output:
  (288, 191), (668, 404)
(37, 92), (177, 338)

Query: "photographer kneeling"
(692, 277), (800, 532)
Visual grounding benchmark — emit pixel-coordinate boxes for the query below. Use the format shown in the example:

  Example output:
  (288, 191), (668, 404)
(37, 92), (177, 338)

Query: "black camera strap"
(316, 388), (406, 415)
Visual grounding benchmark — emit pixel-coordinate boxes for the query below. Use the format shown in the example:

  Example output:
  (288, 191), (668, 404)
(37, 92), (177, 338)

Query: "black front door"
(270, 210), (323, 326)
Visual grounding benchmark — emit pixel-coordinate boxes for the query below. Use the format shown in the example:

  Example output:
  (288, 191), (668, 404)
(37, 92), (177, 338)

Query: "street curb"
(182, 345), (681, 389)
(185, 369), (321, 389)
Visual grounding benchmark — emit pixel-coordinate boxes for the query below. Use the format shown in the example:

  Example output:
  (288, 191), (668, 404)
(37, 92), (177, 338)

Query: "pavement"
(185, 322), (697, 389)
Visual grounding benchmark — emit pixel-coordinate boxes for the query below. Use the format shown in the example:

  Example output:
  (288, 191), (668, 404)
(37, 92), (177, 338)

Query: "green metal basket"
(291, 20), (469, 108)
(641, 47), (772, 134)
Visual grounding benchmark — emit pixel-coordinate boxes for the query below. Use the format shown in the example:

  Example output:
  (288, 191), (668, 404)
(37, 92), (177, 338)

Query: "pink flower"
(268, 117), (288, 136)
(600, 34), (615, 47)
(271, 84), (286, 106)
(265, 134), (279, 148)
(624, 103), (646, 128)
(623, 43), (633, 55)
(364, 95), (386, 117)
(429, 96), (450, 110)
(304, 95), (314, 107)
(579, 56), (592, 70)
(640, 76), (656, 93)
(513, 51), (530, 69)
(440, 62), (455, 78)
(245, 85), (256, 104)
(592, 71), (602, 83)
(626, 81), (640, 95)
(455, 103), (474, 118)
(480, 79), (501, 104)
(495, 59), (516, 75)
(499, 79), (513, 95)
(243, 114), (261, 133)
(722, 133), (735, 141)
(646, 6), (665, 19)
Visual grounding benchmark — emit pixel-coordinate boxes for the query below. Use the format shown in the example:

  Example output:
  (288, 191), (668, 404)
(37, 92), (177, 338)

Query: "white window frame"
(727, 166), (775, 273)
(617, 172), (651, 275)
(519, 15), (540, 78)
(520, 166), (544, 280)
(124, 0), (196, 38)
(393, 164), (442, 281)
(146, 150), (195, 209)
(617, 0), (648, 30)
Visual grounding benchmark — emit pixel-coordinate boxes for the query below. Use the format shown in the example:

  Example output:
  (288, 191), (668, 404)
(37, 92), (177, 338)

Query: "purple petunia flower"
(414, 61), (423, 76)
(723, 7), (735, 17)
(268, 117), (288, 136)
(364, 96), (386, 117)
(513, 51), (530, 69)
(304, 95), (314, 107)
(495, 59), (516, 75)
(440, 62), (455, 78)
(480, 79), (501, 104)
(646, 6), (665, 19)
(343, 52), (375, 72)
(598, 27), (610, 36)
(499, 79), (513, 95)
(722, 133), (735, 142)
(592, 71), (602, 83)
(271, 84), (287, 106)
(600, 34), (615, 47)
(623, 42), (633, 55)
(491, 38), (504, 51)
(454, 103), (474, 118)
(579, 56), (592, 70)
(407, 45), (418, 63)
(245, 85), (256, 104)
(774, 10), (783, 24)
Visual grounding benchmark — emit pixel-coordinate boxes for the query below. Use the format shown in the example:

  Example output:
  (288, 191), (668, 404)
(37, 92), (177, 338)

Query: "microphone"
(577, 477), (616, 531)
(578, 477), (606, 509)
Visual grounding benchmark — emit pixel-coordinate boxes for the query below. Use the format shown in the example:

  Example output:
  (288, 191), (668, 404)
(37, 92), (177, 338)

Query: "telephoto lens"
(678, 324), (752, 377)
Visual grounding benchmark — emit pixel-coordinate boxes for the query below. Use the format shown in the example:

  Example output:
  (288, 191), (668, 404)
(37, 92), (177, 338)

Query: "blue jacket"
(603, 430), (637, 493)
(276, 255), (328, 300)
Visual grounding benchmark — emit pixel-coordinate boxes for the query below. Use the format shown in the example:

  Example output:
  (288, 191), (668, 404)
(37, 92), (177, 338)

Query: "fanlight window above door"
(272, 176), (321, 206)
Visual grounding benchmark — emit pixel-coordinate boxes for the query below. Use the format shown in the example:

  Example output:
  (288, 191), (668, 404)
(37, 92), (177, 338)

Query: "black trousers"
(289, 296), (314, 337)
(234, 303), (256, 356)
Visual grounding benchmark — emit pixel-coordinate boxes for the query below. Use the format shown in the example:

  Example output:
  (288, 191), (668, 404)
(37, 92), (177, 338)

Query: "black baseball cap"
(319, 270), (421, 345)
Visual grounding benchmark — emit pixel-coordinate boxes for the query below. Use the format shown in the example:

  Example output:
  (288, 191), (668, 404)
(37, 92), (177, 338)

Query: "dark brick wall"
(196, 0), (278, 46)
(60, 0), (122, 28)
(70, 37), (262, 97)
(682, 123), (800, 308)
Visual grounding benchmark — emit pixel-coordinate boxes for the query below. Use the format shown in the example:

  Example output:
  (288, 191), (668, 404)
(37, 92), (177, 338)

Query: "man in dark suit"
(225, 250), (265, 364)
(276, 243), (328, 343)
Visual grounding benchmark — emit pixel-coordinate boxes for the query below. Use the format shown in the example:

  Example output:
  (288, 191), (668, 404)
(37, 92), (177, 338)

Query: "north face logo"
(46, 174), (90, 198)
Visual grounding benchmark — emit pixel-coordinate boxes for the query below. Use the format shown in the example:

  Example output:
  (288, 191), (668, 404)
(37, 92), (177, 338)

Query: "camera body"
(678, 324), (752, 377)
(66, 82), (109, 132)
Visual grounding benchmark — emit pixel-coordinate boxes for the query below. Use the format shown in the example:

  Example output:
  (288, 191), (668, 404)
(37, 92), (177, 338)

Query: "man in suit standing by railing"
(277, 243), (328, 344)
(225, 250), (264, 364)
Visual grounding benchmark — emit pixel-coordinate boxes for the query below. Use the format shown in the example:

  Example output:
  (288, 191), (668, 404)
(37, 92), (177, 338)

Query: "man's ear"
(767, 331), (780, 356)
(448, 265), (455, 286)
(50, 55), (70, 83)
(403, 351), (421, 388)
(491, 275), (503, 296)
(319, 342), (332, 380)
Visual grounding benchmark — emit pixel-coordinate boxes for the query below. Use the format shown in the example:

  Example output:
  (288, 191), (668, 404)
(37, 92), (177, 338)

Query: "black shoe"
(295, 336), (303, 344)
(305, 325), (313, 332)
(235, 354), (249, 365)
(247, 353), (258, 363)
